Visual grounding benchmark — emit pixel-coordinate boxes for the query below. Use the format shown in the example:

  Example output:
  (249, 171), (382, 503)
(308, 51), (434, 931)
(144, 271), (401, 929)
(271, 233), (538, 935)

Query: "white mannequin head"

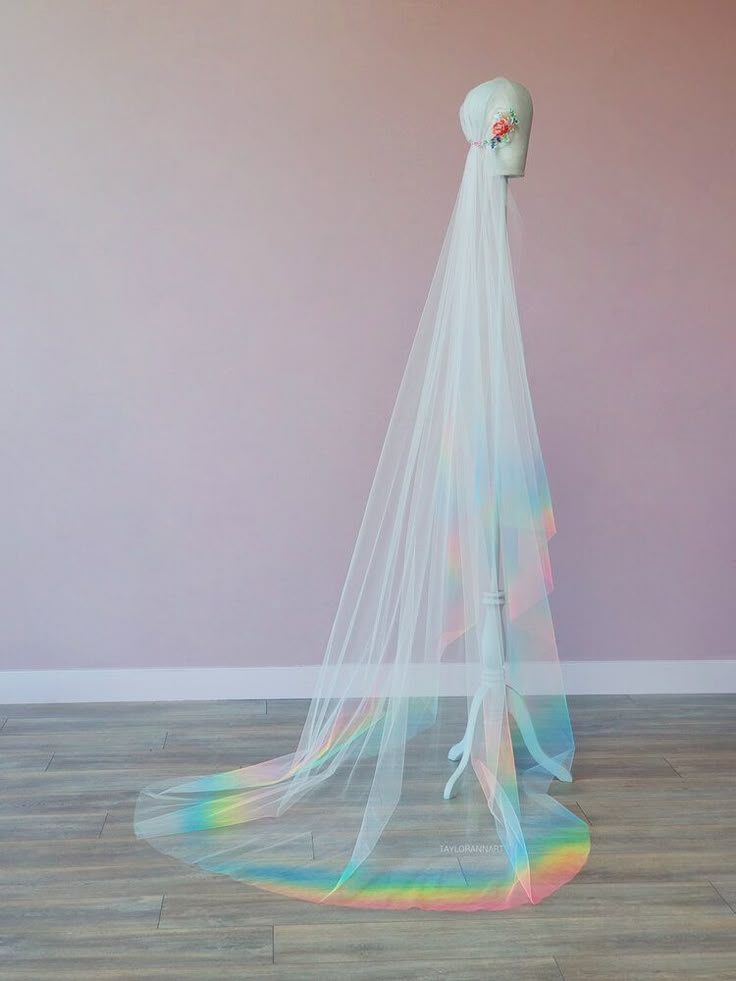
(460, 77), (533, 177)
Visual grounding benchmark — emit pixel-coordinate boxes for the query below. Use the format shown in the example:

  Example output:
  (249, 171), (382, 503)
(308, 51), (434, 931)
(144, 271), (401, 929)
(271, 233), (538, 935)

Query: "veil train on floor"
(134, 81), (591, 911)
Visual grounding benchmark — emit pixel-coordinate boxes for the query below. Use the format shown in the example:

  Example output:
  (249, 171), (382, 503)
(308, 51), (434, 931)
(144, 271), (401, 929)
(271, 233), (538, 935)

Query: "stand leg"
(443, 683), (487, 799)
(443, 590), (504, 800)
(506, 686), (572, 783)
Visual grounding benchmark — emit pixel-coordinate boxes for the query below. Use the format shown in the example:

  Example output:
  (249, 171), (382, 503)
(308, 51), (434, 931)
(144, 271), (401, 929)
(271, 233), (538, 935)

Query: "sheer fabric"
(134, 81), (591, 911)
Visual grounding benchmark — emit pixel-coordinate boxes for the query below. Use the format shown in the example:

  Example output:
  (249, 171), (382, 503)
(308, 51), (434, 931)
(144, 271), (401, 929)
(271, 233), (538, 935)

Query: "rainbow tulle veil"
(134, 79), (591, 911)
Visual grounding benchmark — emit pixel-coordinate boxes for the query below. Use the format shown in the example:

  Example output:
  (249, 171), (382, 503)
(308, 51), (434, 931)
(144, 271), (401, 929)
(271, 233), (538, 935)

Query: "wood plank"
(0, 811), (106, 841)
(557, 952), (736, 981)
(0, 699), (267, 721)
(0, 926), (274, 968)
(273, 912), (736, 965)
(0, 727), (167, 753)
(0, 894), (163, 929)
(0, 956), (562, 981)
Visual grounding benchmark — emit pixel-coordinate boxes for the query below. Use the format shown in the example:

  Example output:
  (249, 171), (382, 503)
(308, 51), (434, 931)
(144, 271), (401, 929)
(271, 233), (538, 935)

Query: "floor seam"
(662, 756), (683, 777)
(97, 811), (109, 838)
(708, 879), (736, 914)
(575, 800), (592, 825)
(553, 955), (567, 980)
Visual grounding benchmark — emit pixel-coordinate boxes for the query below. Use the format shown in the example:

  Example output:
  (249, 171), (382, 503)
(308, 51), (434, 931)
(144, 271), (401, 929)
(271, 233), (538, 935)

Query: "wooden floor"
(1, 695), (734, 980)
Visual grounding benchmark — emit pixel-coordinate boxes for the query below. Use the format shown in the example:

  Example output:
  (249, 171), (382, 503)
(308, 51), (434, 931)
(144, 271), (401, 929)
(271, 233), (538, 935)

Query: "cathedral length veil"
(134, 81), (591, 911)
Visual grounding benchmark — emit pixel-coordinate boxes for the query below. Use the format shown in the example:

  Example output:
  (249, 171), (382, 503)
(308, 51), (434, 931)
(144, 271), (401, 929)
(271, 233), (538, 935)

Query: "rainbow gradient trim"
(140, 807), (590, 912)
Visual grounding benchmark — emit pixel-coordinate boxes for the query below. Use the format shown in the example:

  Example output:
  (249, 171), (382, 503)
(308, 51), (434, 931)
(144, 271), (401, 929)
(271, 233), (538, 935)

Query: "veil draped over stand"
(135, 82), (591, 911)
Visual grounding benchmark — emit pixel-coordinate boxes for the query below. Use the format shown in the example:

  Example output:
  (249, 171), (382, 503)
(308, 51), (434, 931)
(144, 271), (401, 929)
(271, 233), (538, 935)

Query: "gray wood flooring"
(1, 695), (734, 980)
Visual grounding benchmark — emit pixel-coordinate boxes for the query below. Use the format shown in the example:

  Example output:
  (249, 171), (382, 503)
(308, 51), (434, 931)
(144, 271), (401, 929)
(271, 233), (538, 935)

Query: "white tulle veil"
(134, 80), (591, 911)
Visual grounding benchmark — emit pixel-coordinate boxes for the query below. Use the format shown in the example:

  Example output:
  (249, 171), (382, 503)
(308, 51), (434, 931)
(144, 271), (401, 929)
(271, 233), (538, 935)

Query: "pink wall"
(1, 1), (734, 671)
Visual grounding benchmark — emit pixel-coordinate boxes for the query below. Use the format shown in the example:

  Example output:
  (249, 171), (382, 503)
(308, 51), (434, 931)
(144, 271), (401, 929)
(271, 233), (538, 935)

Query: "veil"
(134, 81), (591, 911)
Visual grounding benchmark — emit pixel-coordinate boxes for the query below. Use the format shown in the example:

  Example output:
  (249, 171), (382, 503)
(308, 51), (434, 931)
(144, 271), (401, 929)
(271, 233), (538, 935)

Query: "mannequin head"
(460, 77), (533, 177)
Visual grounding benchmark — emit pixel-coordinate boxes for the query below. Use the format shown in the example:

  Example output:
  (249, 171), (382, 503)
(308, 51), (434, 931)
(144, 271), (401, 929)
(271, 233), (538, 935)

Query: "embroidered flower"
(470, 108), (519, 150)
(491, 116), (511, 139)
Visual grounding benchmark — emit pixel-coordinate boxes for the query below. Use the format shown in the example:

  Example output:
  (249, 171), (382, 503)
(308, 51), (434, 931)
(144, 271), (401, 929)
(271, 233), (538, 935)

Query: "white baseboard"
(0, 660), (734, 704)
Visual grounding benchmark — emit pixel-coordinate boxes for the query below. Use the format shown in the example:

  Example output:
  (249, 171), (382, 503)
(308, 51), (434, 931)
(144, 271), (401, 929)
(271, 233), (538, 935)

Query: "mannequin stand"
(443, 175), (571, 801)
